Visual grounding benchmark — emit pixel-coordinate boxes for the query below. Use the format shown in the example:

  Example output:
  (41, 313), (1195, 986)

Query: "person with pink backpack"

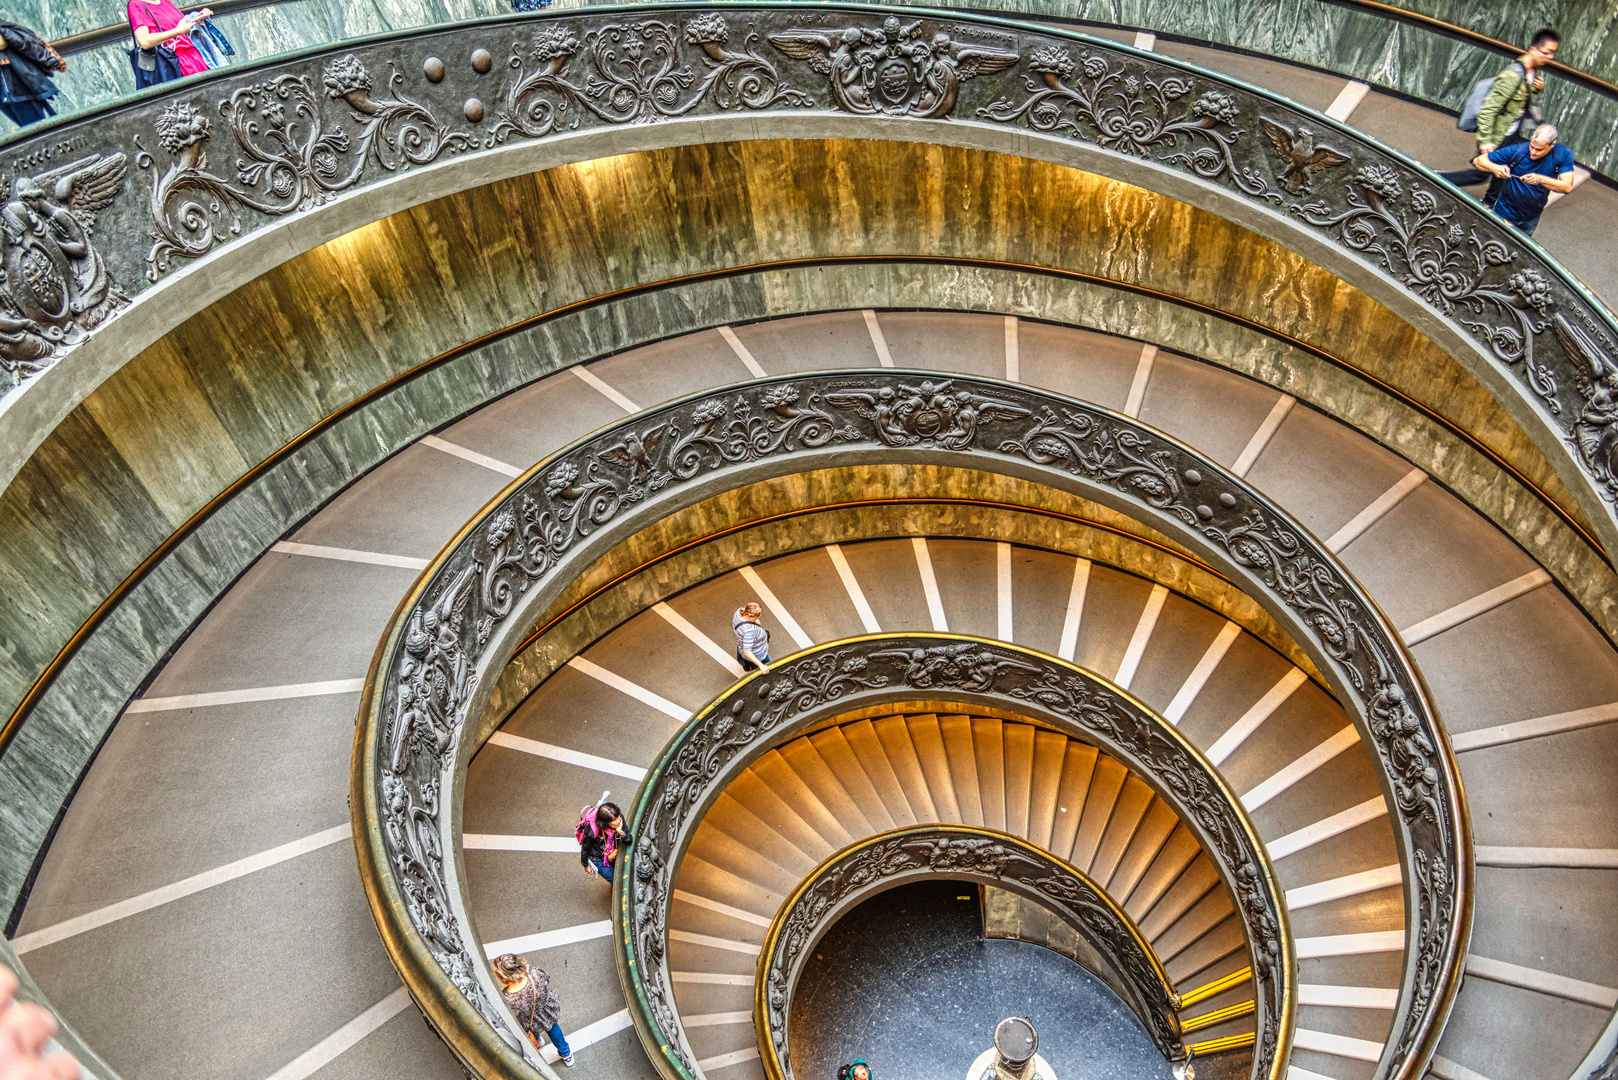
(576, 792), (631, 884)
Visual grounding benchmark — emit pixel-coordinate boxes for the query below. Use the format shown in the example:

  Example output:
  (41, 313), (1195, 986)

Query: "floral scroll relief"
(489, 15), (810, 143)
(135, 56), (475, 278)
(979, 47), (1278, 199)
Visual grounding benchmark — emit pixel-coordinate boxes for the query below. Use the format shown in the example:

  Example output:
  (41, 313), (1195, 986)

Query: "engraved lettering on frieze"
(135, 57), (474, 278)
(8, 134), (92, 174)
(770, 16), (1018, 118)
(488, 16), (809, 143)
(0, 154), (129, 377)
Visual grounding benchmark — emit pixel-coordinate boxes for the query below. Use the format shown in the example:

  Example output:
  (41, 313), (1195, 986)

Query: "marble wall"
(16, 0), (1618, 180)
(0, 140), (1596, 913)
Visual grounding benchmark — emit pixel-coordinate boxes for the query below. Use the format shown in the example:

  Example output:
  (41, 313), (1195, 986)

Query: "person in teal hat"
(838, 1062), (872, 1080)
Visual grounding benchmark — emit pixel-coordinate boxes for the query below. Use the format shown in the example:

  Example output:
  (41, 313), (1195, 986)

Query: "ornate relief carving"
(361, 372), (1459, 1080)
(1554, 310), (1618, 505)
(135, 57), (474, 277)
(978, 48), (1272, 198)
(769, 17), (1018, 118)
(627, 635), (1284, 1078)
(489, 16), (809, 143)
(826, 378), (1029, 449)
(0, 155), (128, 377)
(1258, 117), (1349, 195)
(1293, 166), (1558, 412)
(0, 3), (1610, 586)
(762, 827), (1185, 1075)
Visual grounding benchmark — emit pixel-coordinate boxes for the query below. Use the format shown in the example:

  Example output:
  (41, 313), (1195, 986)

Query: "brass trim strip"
(3, 254), (1594, 761)
(1188, 1032), (1259, 1055)
(1181, 999), (1258, 1032)
(515, 498), (1231, 650)
(1179, 966), (1255, 1008)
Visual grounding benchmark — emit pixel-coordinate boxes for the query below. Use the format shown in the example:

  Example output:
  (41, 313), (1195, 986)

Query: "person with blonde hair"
(734, 601), (771, 673)
(492, 954), (574, 1067)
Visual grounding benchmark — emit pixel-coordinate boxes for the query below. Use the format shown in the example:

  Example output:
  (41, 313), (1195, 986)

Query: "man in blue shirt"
(1469, 123), (1576, 236)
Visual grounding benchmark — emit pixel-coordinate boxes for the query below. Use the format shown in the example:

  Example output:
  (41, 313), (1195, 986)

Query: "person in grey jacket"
(1442, 28), (1560, 204)
(0, 21), (66, 130)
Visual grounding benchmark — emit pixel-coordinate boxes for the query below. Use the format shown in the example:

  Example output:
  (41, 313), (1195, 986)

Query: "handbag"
(127, 42), (183, 88)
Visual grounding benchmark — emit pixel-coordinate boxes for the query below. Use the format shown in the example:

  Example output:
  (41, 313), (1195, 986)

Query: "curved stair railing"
(744, 787), (1230, 1075)
(630, 645), (1284, 1080)
(33, 0), (1618, 175)
(351, 370), (1469, 1080)
(1, 4), (1617, 558)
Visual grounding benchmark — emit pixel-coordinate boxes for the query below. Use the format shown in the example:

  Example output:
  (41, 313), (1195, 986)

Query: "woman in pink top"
(128, 1), (214, 78)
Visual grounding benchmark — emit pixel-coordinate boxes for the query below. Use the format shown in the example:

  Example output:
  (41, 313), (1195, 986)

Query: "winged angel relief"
(0, 154), (129, 378)
(826, 379), (1030, 448)
(769, 17), (1018, 118)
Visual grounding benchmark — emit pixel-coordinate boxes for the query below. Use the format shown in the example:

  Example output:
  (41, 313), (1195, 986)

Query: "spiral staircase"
(3, 6), (1618, 1080)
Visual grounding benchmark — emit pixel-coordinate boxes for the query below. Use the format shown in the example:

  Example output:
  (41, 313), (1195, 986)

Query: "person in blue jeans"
(580, 801), (630, 884)
(1469, 124), (1576, 237)
(494, 953), (575, 1067)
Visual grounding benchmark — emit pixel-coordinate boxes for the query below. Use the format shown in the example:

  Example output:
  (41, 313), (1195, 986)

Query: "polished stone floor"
(790, 881), (1172, 1080)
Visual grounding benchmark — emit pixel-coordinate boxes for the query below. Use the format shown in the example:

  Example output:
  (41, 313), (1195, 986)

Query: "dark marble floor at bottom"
(790, 881), (1172, 1080)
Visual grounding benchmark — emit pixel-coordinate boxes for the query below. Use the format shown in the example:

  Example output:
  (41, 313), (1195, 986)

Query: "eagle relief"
(769, 16), (1018, 118)
(0, 153), (129, 380)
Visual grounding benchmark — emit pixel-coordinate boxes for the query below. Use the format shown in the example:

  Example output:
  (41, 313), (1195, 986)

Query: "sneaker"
(561, 1053), (576, 1068)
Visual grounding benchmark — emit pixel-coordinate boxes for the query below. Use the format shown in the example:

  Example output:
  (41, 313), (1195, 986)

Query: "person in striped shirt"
(733, 602), (772, 673)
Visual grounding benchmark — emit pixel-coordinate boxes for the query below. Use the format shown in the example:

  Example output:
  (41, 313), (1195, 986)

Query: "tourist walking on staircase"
(1471, 123), (1575, 236)
(1442, 28), (1560, 205)
(0, 20), (66, 130)
(734, 602), (772, 673)
(127, 1), (214, 86)
(493, 954), (575, 1068)
(578, 796), (631, 884)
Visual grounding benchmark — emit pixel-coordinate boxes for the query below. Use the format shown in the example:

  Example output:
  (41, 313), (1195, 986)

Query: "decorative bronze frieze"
(0, 5), (1613, 558)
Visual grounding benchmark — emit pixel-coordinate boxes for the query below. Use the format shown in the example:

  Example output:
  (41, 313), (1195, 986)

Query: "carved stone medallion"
(0, 155), (129, 377)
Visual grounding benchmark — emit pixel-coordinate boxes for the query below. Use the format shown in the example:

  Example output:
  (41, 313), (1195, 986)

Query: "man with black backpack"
(1443, 28), (1560, 206)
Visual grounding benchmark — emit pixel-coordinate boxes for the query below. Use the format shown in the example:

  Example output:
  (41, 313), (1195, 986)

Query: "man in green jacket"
(1443, 28), (1560, 204)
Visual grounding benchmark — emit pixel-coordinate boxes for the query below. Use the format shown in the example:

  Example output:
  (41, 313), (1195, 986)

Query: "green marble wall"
(0, 140), (1600, 912)
(17, 0), (1618, 179)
